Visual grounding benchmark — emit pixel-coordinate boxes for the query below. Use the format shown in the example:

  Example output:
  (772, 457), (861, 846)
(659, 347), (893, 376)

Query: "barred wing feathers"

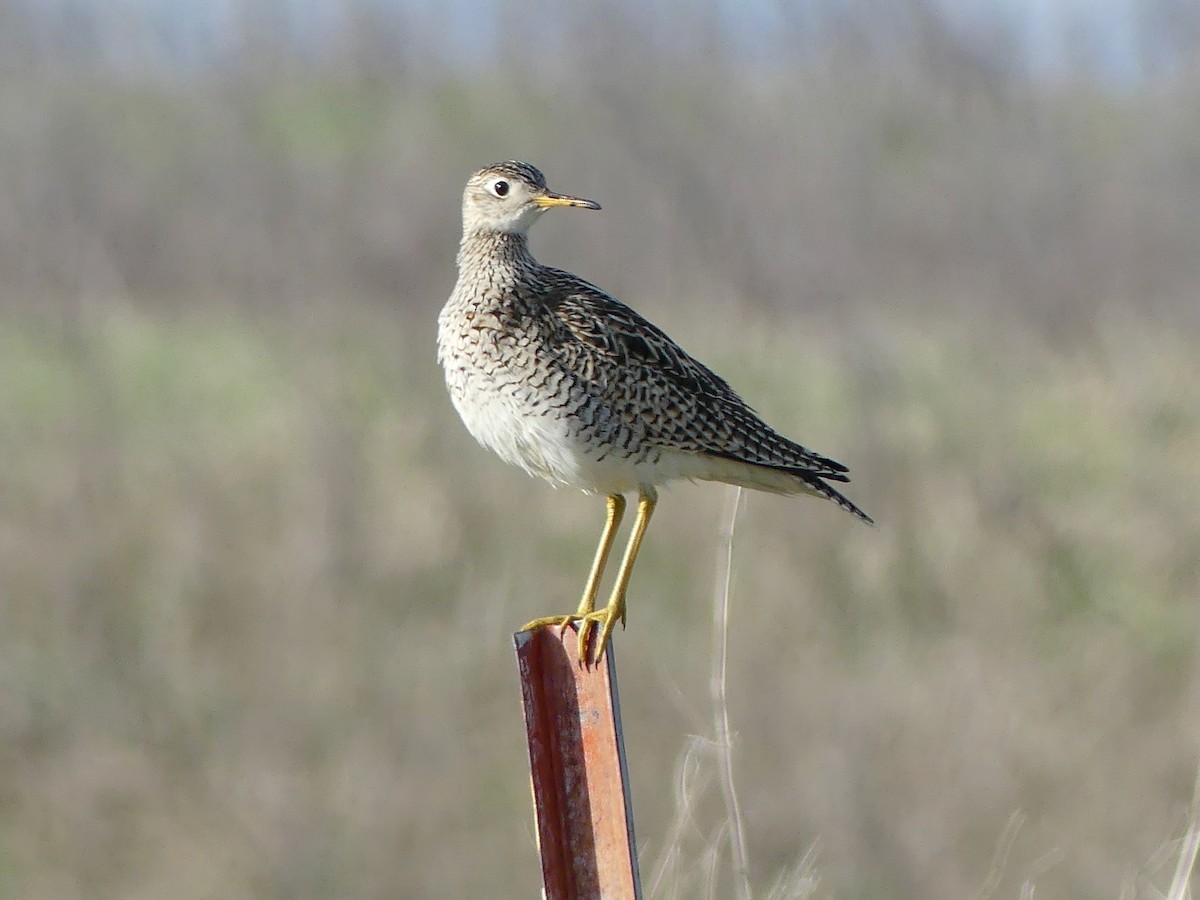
(538, 270), (873, 523)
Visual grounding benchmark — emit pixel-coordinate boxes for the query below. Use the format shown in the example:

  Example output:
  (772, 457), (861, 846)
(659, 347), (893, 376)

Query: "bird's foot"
(520, 596), (625, 667)
(574, 596), (626, 667)
(520, 613), (576, 633)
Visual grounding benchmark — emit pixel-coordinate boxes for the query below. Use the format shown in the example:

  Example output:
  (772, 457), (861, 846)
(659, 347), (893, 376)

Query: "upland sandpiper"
(438, 161), (872, 664)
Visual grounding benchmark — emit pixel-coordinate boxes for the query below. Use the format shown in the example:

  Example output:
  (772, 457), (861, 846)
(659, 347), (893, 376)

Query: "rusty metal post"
(514, 623), (642, 900)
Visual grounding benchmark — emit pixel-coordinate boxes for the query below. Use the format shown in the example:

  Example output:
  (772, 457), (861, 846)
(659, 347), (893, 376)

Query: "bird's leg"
(578, 486), (656, 665)
(521, 493), (625, 633)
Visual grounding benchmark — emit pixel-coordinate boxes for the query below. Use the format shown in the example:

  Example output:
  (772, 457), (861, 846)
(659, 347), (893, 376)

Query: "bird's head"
(461, 161), (600, 236)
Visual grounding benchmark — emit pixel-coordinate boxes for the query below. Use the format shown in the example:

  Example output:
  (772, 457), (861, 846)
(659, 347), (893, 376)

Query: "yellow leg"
(578, 486), (657, 665)
(521, 493), (626, 631)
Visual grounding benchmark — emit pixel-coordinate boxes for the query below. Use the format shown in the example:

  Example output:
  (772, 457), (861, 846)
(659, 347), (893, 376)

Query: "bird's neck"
(457, 229), (538, 282)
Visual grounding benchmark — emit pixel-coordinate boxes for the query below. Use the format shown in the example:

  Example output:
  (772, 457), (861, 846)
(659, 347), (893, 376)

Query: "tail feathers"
(812, 455), (849, 477)
(693, 453), (874, 524)
(788, 462), (849, 483)
(799, 472), (874, 525)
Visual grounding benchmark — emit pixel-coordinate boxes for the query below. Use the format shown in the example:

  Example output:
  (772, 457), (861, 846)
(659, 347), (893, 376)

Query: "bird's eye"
(491, 180), (509, 197)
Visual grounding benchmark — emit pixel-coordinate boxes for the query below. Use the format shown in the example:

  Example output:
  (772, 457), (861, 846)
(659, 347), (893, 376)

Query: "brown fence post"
(514, 623), (642, 900)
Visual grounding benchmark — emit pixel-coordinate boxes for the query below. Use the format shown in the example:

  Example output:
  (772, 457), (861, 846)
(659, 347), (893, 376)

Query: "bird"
(437, 161), (872, 665)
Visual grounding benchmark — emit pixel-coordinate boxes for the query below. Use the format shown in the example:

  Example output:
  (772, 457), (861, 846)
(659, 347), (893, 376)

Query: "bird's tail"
(797, 472), (874, 525)
(694, 453), (874, 524)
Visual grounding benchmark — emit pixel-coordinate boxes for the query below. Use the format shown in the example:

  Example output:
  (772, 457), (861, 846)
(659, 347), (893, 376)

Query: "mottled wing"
(537, 269), (851, 483)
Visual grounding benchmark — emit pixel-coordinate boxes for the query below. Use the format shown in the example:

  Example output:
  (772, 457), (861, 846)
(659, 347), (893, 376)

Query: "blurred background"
(3, 0), (1200, 896)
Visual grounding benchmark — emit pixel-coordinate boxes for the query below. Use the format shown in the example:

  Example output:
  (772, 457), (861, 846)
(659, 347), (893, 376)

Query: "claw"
(574, 596), (625, 666)
(518, 614), (606, 667)
(577, 617), (596, 664)
(520, 614), (575, 633)
(519, 603), (624, 667)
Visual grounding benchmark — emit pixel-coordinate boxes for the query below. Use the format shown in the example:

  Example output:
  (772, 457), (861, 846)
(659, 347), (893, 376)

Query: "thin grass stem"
(712, 486), (751, 900)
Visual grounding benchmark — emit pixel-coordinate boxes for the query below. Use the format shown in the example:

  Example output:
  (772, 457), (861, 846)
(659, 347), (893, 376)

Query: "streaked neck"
(457, 229), (537, 275)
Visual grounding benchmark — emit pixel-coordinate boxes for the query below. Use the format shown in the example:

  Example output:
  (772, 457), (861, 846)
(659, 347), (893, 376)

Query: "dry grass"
(3, 299), (1199, 898)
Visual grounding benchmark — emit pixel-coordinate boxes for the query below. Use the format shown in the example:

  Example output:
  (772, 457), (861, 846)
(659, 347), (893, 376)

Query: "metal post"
(514, 623), (642, 900)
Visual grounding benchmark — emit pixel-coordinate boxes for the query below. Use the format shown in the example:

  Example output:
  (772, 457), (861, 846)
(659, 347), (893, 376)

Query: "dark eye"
(492, 180), (509, 197)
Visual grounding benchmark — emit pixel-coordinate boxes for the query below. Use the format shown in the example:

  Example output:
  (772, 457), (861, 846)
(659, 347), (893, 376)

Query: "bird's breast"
(438, 297), (656, 492)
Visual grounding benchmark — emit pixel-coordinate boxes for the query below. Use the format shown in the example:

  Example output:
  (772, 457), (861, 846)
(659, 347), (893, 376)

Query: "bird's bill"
(532, 191), (601, 210)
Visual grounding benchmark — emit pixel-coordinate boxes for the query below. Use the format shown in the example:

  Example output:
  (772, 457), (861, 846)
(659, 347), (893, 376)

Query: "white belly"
(446, 371), (655, 493)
